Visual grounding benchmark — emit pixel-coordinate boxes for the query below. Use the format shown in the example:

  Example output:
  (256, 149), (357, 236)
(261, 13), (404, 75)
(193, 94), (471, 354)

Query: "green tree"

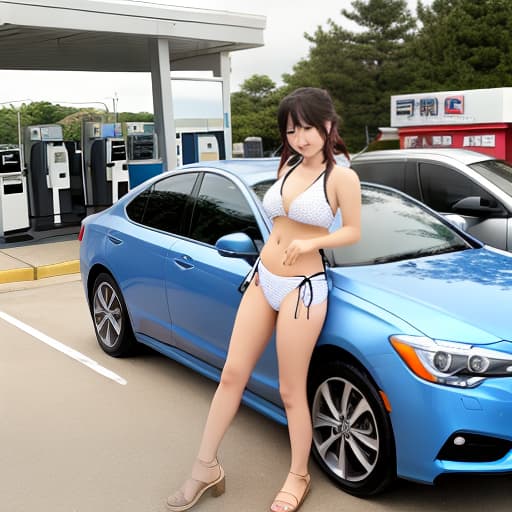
(283, 0), (416, 151)
(231, 74), (284, 153)
(21, 101), (77, 125)
(405, 0), (512, 91)
(0, 106), (21, 145)
(118, 111), (153, 123)
(0, 101), (154, 145)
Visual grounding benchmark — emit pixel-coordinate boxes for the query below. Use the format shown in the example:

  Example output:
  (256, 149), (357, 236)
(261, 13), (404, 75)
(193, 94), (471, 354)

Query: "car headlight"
(390, 335), (512, 388)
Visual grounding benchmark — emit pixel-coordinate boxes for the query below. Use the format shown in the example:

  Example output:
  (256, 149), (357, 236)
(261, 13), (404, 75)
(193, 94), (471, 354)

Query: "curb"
(0, 260), (80, 284)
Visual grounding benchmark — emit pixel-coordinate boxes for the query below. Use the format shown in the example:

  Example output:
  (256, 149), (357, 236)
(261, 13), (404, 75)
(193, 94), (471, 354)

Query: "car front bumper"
(371, 350), (512, 484)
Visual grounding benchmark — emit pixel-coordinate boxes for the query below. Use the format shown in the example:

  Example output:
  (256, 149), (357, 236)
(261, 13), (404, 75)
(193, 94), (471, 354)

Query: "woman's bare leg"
(197, 277), (277, 461)
(168, 276), (276, 508)
(271, 291), (327, 511)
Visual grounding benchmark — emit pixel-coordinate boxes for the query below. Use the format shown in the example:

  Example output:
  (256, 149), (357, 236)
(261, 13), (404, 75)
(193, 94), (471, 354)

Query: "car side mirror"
(452, 196), (503, 216)
(215, 232), (259, 260)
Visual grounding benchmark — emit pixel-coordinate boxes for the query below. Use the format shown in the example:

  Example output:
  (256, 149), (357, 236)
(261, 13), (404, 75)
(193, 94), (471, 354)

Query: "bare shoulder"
(329, 164), (361, 189)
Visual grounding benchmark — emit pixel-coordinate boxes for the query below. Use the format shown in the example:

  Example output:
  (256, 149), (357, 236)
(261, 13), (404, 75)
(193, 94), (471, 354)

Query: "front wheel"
(91, 273), (136, 357)
(308, 360), (396, 497)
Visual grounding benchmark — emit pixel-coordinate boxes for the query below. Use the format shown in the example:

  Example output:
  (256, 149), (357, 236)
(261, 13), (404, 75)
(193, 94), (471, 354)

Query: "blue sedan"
(79, 158), (512, 497)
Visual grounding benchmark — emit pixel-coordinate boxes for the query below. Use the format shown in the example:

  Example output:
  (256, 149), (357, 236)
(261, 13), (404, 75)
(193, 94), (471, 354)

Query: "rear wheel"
(308, 360), (396, 497)
(91, 273), (136, 357)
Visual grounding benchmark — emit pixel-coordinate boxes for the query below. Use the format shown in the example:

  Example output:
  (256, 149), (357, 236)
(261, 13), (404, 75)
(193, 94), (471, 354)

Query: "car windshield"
(469, 159), (512, 196)
(328, 186), (471, 267)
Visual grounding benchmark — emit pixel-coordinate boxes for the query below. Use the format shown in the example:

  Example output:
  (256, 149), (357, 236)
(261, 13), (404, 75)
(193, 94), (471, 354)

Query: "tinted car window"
(189, 172), (262, 246)
(125, 188), (150, 223)
(351, 161), (406, 190)
(469, 159), (512, 197)
(126, 172), (198, 235)
(419, 163), (495, 212)
(329, 186), (469, 267)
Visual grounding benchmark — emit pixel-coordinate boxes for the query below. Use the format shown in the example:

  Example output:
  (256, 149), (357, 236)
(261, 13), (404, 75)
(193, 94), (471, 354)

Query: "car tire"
(91, 272), (136, 357)
(308, 360), (396, 497)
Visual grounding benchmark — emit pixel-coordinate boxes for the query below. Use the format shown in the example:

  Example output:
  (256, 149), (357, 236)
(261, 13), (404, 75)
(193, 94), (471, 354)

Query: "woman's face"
(286, 115), (329, 159)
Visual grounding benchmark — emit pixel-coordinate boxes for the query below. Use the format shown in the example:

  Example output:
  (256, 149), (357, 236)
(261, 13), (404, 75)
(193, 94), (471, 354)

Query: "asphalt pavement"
(2, 275), (512, 512)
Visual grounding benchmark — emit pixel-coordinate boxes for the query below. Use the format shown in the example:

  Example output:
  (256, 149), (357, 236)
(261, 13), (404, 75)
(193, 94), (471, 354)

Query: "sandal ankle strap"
(289, 471), (310, 480)
(197, 457), (219, 469)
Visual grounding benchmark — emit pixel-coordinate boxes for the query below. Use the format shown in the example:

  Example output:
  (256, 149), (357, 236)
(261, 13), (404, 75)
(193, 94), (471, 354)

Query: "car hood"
(330, 247), (512, 345)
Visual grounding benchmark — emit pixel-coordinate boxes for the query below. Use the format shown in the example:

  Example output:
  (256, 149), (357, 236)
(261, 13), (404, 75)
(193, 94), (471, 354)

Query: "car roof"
(351, 148), (496, 165)
(178, 157), (280, 184)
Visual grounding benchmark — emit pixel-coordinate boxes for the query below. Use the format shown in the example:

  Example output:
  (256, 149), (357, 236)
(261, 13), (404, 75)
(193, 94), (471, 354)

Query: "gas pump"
(181, 131), (225, 165)
(126, 122), (163, 188)
(24, 124), (79, 230)
(82, 122), (128, 212)
(0, 147), (29, 236)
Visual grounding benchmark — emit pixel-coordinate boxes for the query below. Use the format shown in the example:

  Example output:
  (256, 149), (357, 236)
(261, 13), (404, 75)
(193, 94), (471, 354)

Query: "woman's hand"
(283, 239), (315, 266)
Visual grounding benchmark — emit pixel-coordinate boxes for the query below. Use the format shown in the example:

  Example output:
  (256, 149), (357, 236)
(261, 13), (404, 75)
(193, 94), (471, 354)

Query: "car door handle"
(173, 256), (194, 270)
(107, 234), (123, 245)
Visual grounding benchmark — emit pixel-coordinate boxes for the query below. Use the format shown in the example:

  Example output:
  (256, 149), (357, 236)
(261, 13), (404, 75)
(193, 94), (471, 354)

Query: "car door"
(109, 171), (199, 345)
(417, 162), (509, 250)
(166, 170), (281, 403)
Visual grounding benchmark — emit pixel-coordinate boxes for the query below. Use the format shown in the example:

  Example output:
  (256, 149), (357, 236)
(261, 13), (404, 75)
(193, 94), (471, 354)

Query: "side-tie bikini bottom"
(257, 260), (328, 319)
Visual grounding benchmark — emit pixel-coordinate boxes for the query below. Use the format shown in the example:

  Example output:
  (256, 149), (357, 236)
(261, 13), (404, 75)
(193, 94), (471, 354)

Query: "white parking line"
(0, 311), (127, 385)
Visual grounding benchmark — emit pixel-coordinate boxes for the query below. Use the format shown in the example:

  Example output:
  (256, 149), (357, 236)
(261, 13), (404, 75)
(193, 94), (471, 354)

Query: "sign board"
(391, 88), (512, 127)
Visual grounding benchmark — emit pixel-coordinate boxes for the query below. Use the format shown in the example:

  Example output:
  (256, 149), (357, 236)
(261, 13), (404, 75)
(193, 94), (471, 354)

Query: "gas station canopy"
(0, 0), (265, 72)
(0, 1), (266, 240)
(0, 0), (266, 170)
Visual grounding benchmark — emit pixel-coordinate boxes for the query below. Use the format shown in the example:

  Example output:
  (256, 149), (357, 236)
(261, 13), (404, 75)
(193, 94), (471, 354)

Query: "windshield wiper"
(372, 244), (469, 264)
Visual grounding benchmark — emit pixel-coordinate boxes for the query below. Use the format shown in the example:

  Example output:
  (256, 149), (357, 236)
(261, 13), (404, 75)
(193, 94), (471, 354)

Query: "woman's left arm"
(283, 167), (361, 264)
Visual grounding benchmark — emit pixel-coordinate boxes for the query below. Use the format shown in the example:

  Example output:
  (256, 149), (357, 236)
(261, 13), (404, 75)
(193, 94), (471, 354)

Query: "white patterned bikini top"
(262, 158), (335, 228)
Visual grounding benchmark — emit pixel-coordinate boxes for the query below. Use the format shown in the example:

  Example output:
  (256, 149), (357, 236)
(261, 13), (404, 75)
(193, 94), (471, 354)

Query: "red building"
(391, 88), (512, 163)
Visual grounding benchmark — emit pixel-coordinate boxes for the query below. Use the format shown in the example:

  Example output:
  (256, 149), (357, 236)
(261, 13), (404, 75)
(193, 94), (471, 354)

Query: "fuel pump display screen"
(111, 141), (127, 161)
(128, 134), (155, 160)
(0, 151), (21, 173)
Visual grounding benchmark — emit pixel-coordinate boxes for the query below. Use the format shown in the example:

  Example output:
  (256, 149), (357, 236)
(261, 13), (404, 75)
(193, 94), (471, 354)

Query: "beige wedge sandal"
(167, 457), (225, 511)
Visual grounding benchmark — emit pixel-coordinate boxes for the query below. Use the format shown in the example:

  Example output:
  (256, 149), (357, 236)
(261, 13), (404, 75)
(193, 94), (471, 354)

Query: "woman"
(167, 87), (361, 512)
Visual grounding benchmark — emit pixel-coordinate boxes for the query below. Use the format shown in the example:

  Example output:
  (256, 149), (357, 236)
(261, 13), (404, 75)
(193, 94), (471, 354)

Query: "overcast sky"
(0, 0), (425, 115)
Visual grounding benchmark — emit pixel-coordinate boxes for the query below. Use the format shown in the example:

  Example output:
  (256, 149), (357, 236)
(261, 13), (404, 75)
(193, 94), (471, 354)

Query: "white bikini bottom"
(257, 260), (328, 319)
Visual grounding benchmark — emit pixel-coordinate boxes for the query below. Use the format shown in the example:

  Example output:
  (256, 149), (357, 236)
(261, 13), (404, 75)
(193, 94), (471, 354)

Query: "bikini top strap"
(278, 154), (303, 180)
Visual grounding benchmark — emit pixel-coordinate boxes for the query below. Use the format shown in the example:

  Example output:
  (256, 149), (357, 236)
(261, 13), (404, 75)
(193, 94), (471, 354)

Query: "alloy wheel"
(93, 281), (123, 348)
(312, 376), (379, 483)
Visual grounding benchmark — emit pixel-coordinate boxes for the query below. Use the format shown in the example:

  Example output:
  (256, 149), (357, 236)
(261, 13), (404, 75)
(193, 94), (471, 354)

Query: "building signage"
(463, 134), (496, 148)
(404, 135), (453, 149)
(391, 88), (512, 127)
(420, 98), (438, 116)
(444, 96), (464, 115)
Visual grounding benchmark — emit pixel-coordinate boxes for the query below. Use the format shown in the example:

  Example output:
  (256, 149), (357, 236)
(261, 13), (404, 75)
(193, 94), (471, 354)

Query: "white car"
(351, 148), (512, 251)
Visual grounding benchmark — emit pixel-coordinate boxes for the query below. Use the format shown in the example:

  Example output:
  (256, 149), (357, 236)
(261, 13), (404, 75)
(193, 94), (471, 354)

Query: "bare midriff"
(259, 216), (329, 277)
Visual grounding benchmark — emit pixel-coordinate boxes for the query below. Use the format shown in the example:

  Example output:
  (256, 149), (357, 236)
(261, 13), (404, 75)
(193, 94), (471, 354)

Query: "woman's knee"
(219, 363), (250, 391)
(279, 383), (307, 410)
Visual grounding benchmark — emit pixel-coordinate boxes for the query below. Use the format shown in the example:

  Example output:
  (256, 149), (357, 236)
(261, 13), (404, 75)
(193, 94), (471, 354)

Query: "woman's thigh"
(222, 277), (277, 378)
(275, 288), (327, 391)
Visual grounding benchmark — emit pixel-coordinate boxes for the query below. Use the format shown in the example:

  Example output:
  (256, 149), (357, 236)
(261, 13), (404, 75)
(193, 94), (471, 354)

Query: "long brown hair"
(277, 87), (349, 174)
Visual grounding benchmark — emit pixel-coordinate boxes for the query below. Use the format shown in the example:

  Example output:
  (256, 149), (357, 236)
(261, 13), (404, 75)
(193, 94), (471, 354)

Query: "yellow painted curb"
(34, 260), (81, 280)
(0, 267), (35, 284)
